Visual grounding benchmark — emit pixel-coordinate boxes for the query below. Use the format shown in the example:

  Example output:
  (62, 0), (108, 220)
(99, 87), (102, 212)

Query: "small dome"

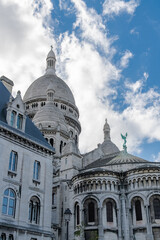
(101, 119), (119, 155)
(33, 100), (68, 133)
(101, 140), (119, 155)
(47, 49), (56, 59)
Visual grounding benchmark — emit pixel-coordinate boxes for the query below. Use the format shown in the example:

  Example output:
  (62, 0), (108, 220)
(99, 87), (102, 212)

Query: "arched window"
(135, 200), (142, 221)
(153, 198), (160, 219)
(9, 151), (18, 172)
(52, 193), (55, 205)
(88, 202), (95, 222)
(60, 141), (63, 154)
(75, 135), (78, 145)
(84, 199), (98, 225)
(106, 201), (113, 222)
(75, 203), (80, 226)
(2, 188), (16, 217)
(1, 233), (6, 240)
(29, 196), (40, 224)
(50, 138), (54, 147)
(8, 235), (14, 240)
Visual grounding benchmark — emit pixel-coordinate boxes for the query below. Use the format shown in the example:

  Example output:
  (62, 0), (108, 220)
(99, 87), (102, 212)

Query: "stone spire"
(45, 46), (56, 75)
(103, 118), (111, 141)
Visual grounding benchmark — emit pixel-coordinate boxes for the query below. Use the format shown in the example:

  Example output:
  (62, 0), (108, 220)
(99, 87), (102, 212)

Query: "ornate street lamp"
(64, 208), (72, 240)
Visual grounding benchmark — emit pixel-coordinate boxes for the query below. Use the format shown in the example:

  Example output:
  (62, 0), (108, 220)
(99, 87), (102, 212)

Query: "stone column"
(24, 231), (27, 240)
(121, 190), (130, 240)
(14, 230), (19, 240)
(117, 208), (122, 240)
(98, 207), (103, 240)
(81, 208), (85, 240)
(145, 205), (154, 240)
(128, 208), (134, 240)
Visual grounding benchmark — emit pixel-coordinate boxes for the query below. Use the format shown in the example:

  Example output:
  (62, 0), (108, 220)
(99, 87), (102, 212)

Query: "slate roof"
(84, 152), (119, 169)
(108, 151), (148, 164)
(0, 81), (55, 152)
(84, 151), (149, 170)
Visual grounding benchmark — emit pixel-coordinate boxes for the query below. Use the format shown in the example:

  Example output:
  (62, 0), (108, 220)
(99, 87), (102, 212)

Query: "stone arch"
(148, 193), (160, 224)
(102, 197), (118, 228)
(130, 196), (145, 225)
(128, 192), (146, 208)
(100, 194), (119, 209)
(83, 197), (99, 226)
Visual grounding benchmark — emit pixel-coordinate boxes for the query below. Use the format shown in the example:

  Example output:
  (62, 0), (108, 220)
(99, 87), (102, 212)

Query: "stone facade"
(0, 81), (54, 240)
(1, 49), (160, 240)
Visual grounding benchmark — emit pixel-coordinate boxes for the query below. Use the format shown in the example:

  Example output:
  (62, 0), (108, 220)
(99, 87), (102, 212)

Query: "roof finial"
(45, 46), (56, 75)
(103, 118), (111, 141)
(121, 133), (128, 153)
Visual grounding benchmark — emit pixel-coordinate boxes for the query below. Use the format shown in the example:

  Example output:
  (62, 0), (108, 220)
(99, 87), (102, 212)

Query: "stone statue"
(121, 132), (127, 152)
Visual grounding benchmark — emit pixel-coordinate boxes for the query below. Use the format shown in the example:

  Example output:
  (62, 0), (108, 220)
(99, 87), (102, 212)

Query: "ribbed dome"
(33, 100), (68, 133)
(23, 74), (75, 105)
(107, 151), (148, 165)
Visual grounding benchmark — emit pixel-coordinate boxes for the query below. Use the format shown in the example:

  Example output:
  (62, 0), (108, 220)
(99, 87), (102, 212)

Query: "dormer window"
(7, 91), (26, 132)
(10, 111), (16, 127)
(17, 114), (23, 129)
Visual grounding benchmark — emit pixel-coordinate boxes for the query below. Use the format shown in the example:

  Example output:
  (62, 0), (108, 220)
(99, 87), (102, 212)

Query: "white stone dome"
(33, 100), (68, 133)
(23, 74), (75, 105)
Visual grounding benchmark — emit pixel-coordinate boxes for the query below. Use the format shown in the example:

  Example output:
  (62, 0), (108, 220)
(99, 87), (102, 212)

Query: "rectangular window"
(9, 151), (18, 172)
(33, 161), (40, 181)
(17, 114), (23, 129)
(10, 111), (16, 127)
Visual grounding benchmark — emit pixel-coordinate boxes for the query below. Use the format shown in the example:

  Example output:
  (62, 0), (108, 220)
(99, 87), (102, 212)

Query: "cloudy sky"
(1, 0), (160, 161)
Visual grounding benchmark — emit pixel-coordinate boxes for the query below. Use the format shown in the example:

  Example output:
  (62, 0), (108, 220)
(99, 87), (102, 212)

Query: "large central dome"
(23, 48), (81, 155)
(23, 74), (75, 105)
(23, 48), (75, 105)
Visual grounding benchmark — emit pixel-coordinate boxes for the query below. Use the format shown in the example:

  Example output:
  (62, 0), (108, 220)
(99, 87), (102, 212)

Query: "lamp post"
(64, 208), (72, 240)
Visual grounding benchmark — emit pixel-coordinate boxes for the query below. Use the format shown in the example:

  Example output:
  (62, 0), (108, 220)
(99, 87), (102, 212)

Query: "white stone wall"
(0, 134), (53, 240)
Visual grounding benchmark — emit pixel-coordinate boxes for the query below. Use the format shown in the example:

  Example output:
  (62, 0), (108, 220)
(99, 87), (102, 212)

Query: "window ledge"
(28, 221), (40, 226)
(52, 205), (57, 209)
(8, 170), (17, 177)
(32, 179), (40, 186)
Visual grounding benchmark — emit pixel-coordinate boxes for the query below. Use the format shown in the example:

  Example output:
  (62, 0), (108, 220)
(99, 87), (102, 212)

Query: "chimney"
(0, 75), (14, 93)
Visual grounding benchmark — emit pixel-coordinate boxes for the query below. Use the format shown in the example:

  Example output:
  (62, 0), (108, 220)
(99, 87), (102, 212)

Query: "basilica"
(0, 48), (160, 240)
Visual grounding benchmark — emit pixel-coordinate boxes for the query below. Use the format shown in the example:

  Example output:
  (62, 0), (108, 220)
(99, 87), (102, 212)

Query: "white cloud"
(144, 72), (149, 80)
(0, 0), (54, 97)
(57, 0), (122, 152)
(152, 153), (160, 162)
(1, 0), (160, 159)
(120, 50), (133, 68)
(103, 0), (140, 16)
